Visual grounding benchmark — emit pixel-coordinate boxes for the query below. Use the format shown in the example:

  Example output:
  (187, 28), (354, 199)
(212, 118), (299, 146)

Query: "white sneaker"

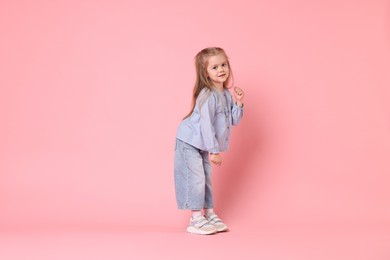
(207, 214), (228, 232)
(186, 215), (217, 235)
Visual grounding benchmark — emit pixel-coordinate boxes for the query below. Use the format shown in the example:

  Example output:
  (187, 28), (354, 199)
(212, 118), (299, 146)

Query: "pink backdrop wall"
(1, 0), (390, 230)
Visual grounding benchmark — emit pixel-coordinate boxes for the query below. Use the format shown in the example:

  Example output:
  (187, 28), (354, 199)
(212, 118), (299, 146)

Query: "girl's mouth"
(218, 74), (226, 77)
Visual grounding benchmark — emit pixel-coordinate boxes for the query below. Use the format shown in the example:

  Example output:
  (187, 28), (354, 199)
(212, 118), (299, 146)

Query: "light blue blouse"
(176, 88), (244, 153)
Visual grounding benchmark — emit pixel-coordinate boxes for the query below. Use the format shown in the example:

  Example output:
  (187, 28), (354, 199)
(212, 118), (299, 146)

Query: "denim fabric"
(176, 88), (243, 154)
(174, 139), (213, 210)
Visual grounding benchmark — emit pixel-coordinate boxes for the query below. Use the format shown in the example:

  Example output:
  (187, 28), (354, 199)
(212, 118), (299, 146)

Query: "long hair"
(183, 47), (234, 119)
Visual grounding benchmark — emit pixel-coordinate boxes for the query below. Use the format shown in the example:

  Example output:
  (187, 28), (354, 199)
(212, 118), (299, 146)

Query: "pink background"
(1, 0), (390, 259)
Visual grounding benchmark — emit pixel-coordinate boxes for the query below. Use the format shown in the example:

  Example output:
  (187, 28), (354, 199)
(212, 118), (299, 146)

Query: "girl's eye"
(212, 66), (217, 70)
(222, 63), (228, 67)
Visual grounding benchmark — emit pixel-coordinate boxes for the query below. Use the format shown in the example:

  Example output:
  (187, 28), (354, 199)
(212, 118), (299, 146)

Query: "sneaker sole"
(186, 226), (217, 235)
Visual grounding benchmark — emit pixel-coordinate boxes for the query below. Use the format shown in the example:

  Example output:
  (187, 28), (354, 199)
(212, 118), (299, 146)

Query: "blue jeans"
(174, 139), (214, 210)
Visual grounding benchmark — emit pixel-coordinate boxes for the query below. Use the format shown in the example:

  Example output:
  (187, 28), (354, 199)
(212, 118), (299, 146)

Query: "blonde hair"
(183, 47), (234, 119)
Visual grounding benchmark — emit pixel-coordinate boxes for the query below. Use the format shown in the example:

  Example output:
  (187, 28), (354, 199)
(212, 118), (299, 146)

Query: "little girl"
(174, 47), (244, 235)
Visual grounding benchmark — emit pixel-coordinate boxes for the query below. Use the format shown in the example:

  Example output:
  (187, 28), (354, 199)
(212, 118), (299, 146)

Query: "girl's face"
(206, 54), (229, 89)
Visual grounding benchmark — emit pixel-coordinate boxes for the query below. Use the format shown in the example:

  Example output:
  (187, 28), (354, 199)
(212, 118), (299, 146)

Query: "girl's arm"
(232, 87), (245, 125)
(199, 92), (220, 154)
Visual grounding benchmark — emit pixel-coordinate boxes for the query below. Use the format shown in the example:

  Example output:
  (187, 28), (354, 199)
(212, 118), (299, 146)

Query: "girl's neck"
(214, 84), (224, 92)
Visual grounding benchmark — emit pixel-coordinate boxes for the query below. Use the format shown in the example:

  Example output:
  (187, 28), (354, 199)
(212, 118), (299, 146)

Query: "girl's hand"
(210, 153), (222, 166)
(234, 87), (245, 107)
